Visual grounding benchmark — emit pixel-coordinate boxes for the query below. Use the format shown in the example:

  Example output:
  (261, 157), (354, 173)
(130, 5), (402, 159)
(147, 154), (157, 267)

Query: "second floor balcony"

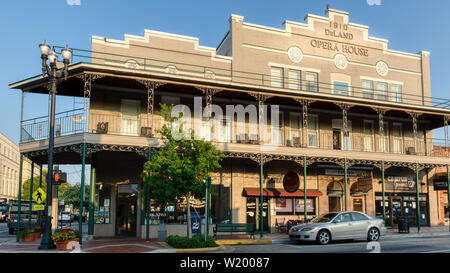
(19, 107), (450, 158)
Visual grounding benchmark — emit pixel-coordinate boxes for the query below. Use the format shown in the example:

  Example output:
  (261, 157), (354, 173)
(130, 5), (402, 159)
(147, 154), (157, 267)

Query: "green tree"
(59, 182), (90, 212)
(142, 104), (224, 238)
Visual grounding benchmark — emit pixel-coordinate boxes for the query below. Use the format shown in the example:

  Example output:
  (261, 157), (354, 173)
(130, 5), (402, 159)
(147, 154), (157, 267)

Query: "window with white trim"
(333, 81), (349, 96)
(377, 82), (388, 101)
(288, 69), (301, 90)
(362, 80), (374, 99)
(306, 72), (318, 92)
(390, 85), (402, 103)
(307, 115), (319, 147)
(271, 67), (284, 88)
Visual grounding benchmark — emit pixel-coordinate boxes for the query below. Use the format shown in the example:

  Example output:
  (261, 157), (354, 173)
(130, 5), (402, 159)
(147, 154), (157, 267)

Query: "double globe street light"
(38, 41), (72, 250)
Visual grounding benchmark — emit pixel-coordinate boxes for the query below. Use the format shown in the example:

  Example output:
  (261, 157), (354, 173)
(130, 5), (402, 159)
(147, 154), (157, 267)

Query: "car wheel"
(316, 230), (331, 245)
(367, 228), (380, 241)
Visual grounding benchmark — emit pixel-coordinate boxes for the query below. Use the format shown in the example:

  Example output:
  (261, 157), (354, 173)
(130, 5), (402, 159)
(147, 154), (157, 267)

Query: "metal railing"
(20, 110), (450, 158)
(21, 108), (87, 142)
(51, 46), (450, 110)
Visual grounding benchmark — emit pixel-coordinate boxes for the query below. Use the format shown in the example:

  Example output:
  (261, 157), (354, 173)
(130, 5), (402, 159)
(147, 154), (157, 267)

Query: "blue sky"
(1, 0), (450, 184)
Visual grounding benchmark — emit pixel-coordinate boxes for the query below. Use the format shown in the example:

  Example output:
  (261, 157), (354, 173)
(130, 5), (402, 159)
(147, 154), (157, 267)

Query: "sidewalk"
(0, 237), (174, 253)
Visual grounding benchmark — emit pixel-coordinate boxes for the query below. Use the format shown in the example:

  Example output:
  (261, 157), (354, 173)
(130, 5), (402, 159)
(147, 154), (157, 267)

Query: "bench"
(213, 223), (256, 239)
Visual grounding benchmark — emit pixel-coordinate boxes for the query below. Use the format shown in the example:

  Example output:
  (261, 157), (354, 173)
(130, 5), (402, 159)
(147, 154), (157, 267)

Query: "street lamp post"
(38, 41), (72, 250)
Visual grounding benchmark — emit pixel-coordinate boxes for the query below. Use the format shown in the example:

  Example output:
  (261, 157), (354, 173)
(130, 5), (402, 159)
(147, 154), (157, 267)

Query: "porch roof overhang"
(243, 187), (323, 198)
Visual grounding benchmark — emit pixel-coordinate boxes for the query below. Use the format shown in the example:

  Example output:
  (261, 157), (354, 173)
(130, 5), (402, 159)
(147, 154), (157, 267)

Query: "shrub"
(166, 235), (218, 249)
(51, 228), (81, 242)
(19, 229), (35, 239)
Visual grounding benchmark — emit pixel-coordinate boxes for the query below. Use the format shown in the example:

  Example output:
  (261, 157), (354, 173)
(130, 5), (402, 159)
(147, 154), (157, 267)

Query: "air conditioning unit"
(96, 122), (108, 134)
(141, 127), (152, 137)
(406, 147), (416, 155)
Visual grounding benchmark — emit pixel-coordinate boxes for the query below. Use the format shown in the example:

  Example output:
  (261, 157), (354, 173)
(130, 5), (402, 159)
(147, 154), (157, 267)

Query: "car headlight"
(290, 227), (301, 232)
(301, 227), (315, 232)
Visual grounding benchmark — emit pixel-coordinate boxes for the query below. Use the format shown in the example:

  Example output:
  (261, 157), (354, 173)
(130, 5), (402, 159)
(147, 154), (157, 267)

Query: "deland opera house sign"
(310, 20), (369, 57)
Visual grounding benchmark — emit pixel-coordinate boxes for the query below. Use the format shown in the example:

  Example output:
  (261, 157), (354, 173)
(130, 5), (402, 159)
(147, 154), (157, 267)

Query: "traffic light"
(53, 170), (67, 185)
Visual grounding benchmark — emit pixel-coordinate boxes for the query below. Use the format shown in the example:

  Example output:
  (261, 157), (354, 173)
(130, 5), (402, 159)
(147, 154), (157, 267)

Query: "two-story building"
(9, 7), (450, 238)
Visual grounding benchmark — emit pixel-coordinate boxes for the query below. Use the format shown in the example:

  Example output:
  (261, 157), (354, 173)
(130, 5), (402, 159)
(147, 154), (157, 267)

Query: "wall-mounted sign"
(283, 172), (300, 193)
(387, 177), (415, 191)
(434, 179), (449, 191)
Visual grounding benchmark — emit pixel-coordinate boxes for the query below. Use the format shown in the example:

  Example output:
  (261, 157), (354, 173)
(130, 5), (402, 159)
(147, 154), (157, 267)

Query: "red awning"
(242, 188), (323, 197)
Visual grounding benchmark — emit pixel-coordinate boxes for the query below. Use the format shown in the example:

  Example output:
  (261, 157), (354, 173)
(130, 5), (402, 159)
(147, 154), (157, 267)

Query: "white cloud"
(367, 0), (381, 6)
(67, 0), (81, 6)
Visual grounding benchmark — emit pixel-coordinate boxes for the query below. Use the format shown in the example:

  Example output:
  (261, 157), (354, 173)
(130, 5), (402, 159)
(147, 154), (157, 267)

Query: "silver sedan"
(289, 211), (387, 245)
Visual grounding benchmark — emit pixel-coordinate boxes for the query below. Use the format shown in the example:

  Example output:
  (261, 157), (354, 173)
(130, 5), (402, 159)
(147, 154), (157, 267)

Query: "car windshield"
(311, 213), (339, 223)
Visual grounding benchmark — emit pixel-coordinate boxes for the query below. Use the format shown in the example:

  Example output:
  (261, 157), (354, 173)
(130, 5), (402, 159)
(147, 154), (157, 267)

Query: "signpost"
(205, 177), (211, 241)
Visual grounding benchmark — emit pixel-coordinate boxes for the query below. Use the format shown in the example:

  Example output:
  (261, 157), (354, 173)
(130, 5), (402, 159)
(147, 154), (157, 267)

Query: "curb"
(216, 239), (273, 245)
(384, 232), (450, 239)
(175, 245), (227, 253)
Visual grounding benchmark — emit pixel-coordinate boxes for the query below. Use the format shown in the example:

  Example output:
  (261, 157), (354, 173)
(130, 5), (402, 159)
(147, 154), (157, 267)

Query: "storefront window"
(146, 199), (206, 225)
(94, 184), (111, 224)
(274, 197), (315, 215)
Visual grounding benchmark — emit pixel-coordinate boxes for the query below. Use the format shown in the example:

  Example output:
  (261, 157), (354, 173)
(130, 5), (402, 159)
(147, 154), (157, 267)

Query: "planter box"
(20, 234), (35, 242)
(55, 238), (80, 251)
(33, 232), (41, 240)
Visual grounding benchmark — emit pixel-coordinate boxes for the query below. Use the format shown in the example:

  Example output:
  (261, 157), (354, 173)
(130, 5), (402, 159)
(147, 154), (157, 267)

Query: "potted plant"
(51, 228), (81, 250)
(19, 229), (36, 242)
(31, 225), (42, 239)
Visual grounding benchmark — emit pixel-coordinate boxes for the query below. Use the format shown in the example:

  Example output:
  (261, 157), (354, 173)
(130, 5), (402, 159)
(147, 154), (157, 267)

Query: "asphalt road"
(0, 223), (12, 243)
(220, 236), (450, 253)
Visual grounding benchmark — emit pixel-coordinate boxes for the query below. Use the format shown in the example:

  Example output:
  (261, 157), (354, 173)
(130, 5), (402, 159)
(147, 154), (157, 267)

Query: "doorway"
(116, 184), (138, 236)
(352, 197), (364, 212)
(120, 99), (140, 136)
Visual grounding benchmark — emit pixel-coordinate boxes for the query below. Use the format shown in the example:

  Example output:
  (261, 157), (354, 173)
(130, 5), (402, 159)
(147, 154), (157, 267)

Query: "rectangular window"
(289, 113), (301, 147)
(391, 85), (402, 103)
(271, 67), (284, 88)
(306, 72), (318, 92)
(377, 82), (388, 101)
(307, 115), (318, 147)
(333, 81), (349, 96)
(362, 80), (374, 99)
(363, 120), (374, 152)
(288, 70), (301, 90)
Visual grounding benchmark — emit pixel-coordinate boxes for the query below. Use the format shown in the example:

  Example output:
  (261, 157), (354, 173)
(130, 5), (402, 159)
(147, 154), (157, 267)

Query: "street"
(218, 236), (450, 253)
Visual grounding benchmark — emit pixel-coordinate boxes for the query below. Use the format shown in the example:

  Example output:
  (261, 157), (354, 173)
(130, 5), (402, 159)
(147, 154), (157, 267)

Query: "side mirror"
(333, 219), (341, 224)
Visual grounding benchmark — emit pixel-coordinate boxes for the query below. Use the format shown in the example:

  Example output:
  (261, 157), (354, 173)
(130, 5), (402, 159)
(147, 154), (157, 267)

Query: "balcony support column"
(301, 100), (311, 148)
(79, 142), (86, 244)
(16, 154), (23, 243)
(88, 154), (96, 240)
(337, 103), (350, 150)
(259, 153), (264, 238)
(378, 109), (386, 152)
(83, 74), (92, 133)
(444, 116), (449, 157)
(415, 162), (421, 232)
(381, 160), (386, 225)
(28, 161), (34, 227)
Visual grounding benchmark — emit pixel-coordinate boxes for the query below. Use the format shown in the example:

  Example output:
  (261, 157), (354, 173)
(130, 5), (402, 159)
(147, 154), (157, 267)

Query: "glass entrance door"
(116, 184), (138, 236)
(391, 197), (403, 226)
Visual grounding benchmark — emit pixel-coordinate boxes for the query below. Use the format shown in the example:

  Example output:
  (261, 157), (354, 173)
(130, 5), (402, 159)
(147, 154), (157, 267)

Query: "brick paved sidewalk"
(0, 237), (174, 253)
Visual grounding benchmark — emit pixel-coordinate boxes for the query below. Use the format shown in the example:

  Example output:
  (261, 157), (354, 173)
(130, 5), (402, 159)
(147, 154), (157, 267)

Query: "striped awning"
(242, 188), (323, 197)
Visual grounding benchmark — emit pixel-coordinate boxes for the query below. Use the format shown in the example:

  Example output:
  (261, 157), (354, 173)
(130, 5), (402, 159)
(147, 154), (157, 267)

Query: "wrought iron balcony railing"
(20, 109), (450, 158)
